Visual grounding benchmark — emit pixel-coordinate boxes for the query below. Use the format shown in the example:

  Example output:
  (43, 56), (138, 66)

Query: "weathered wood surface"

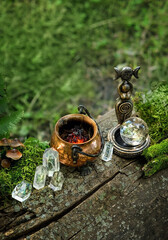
(0, 109), (168, 240)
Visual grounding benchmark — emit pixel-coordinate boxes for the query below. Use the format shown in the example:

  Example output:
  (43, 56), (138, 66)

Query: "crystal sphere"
(120, 117), (148, 146)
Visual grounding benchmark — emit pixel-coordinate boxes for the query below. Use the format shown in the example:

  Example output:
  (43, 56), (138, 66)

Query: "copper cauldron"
(50, 106), (103, 167)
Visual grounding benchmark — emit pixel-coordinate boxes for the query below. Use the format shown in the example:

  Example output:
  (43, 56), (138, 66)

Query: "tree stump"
(0, 109), (167, 240)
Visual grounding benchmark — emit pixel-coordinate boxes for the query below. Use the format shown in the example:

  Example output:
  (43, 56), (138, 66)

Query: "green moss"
(142, 139), (168, 177)
(134, 84), (168, 143)
(143, 155), (168, 177)
(0, 137), (49, 204)
(134, 84), (168, 177)
(143, 139), (168, 161)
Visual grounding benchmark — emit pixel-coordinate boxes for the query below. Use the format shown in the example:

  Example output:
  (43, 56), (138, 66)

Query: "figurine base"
(108, 125), (150, 158)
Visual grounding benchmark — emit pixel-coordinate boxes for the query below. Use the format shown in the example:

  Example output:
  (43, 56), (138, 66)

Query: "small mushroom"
(10, 138), (25, 148)
(6, 149), (22, 160)
(1, 159), (11, 168)
(0, 138), (11, 147)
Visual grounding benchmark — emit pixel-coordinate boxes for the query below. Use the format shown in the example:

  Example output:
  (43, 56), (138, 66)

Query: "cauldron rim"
(55, 113), (98, 145)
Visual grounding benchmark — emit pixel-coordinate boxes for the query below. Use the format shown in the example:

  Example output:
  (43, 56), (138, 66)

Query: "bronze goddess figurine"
(108, 66), (150, 158)
(114, 66), (140, 124)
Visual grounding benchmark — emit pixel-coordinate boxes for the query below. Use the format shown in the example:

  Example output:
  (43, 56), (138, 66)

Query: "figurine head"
(121, 67), (133, 81)
(114, 66), (140, 81)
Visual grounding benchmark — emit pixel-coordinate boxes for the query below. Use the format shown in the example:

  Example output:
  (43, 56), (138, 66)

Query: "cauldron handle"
(71, 105), (104, 164)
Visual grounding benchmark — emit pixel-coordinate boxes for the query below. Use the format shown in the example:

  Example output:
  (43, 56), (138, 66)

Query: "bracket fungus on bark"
(10, 138), (25, 148)
(6, 149), (22, 160)
(0, 138), (11, 147)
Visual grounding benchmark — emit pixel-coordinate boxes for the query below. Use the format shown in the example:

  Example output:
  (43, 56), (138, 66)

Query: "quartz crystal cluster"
(101, 141), (113, 161)
(43, 148), (60, 177)
(12, 148), (64, 202)
(33, 165), (47, 190)
(120, 117), (148, 146)
(49, 171), (65, 191)
(12, 181), (32, 202)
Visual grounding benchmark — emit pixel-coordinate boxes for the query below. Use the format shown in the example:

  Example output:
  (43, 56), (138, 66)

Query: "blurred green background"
(0, 0), (168, 140)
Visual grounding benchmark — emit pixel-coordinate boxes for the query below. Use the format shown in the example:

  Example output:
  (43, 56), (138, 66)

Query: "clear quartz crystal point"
(101, 141), (113, 161)
(33, 165), (47, 190)
(43, 148), (60, 177)
(120, 117), (149, 146)
(49, 171), (64, 191)
(12, 180), (32, 202)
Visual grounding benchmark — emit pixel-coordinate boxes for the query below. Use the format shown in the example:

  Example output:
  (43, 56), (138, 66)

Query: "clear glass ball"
(120, 117), (149, 146)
